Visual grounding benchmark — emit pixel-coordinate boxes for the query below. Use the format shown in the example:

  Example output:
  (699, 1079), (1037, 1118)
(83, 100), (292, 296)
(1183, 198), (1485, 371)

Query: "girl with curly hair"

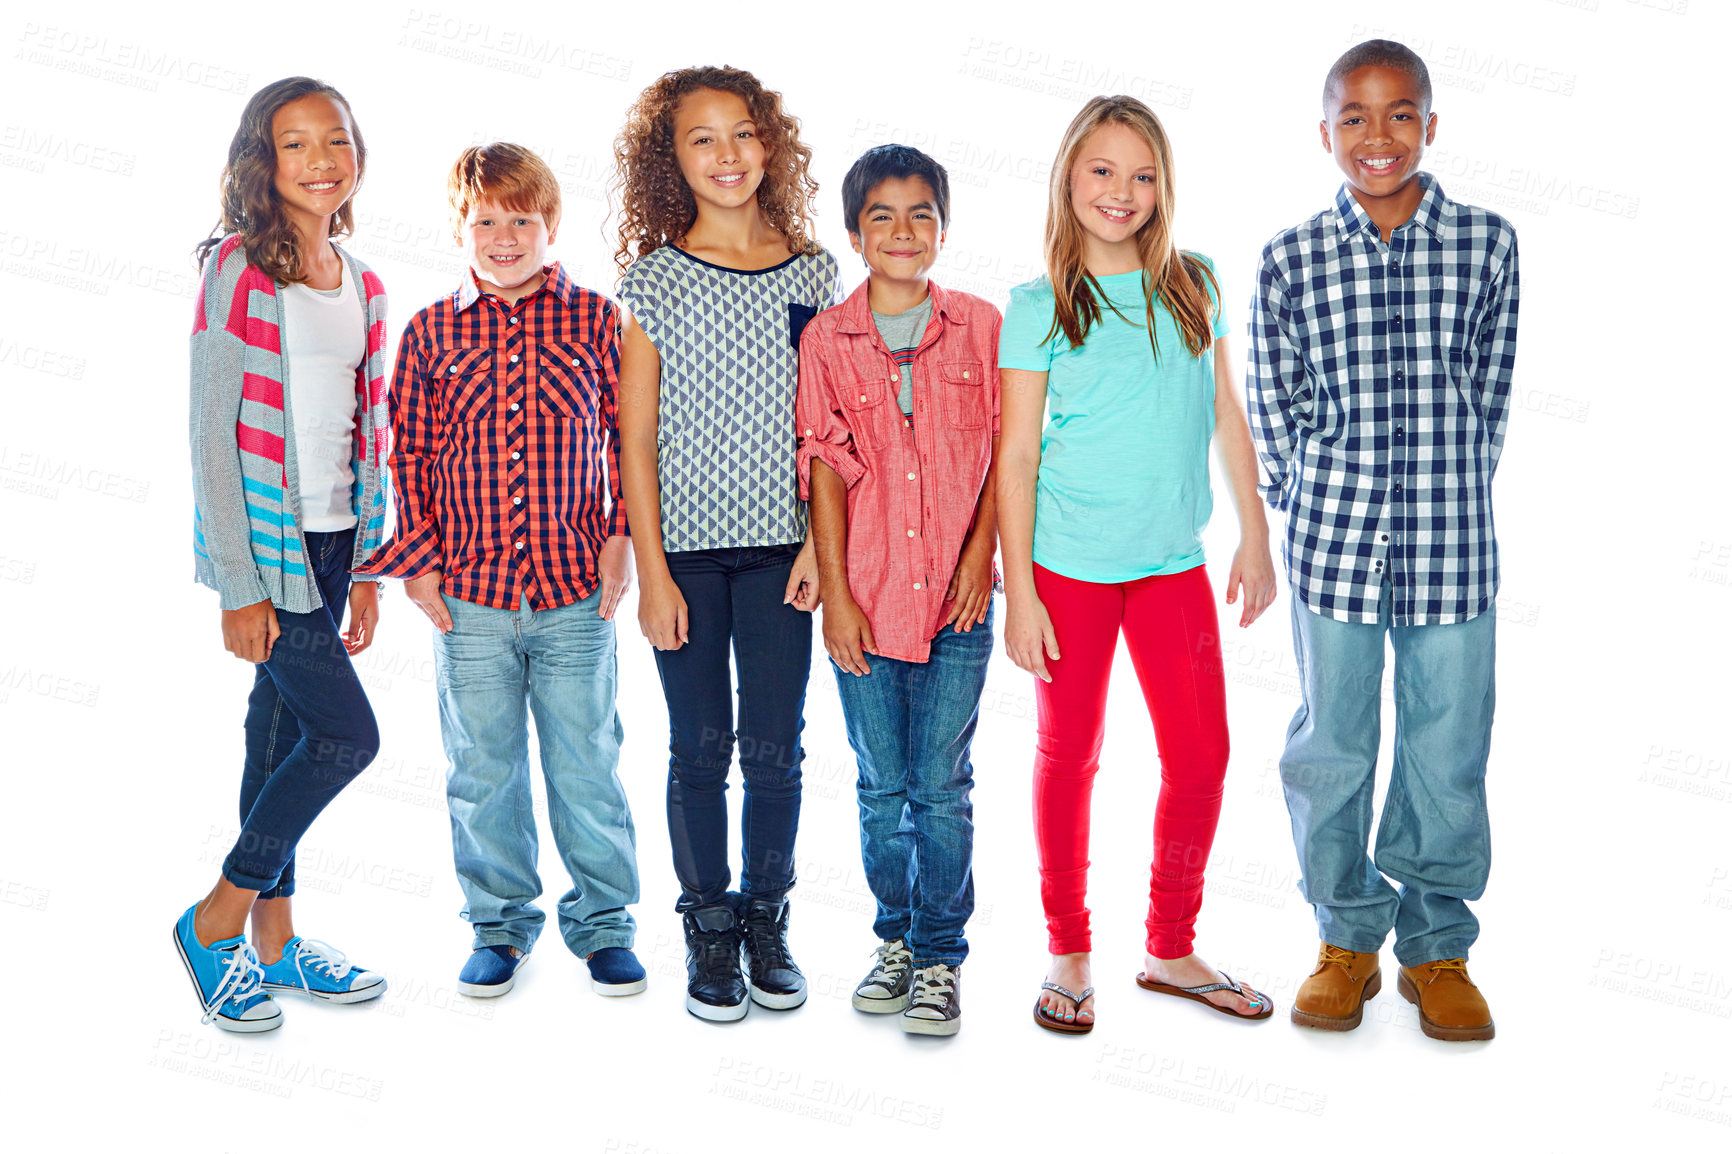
(613, 65), (840, 1022)
(175, 77), (391, 1031)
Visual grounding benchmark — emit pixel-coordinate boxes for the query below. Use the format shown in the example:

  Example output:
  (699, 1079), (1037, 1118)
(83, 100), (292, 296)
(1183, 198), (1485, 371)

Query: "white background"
(2, 0), (1727, 1148)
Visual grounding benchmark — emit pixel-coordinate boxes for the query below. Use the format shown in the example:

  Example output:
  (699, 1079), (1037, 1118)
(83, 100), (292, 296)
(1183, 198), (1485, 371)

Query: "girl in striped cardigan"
(175, 77), (391, 1031)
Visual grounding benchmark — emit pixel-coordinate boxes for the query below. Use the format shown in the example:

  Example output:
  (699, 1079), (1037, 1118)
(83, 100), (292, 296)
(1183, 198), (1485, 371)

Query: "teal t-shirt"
(998, 255), (1231, 584)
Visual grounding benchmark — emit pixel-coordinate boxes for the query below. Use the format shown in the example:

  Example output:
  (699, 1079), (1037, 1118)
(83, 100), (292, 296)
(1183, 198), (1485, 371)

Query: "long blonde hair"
(1042, 95), (1218, 361)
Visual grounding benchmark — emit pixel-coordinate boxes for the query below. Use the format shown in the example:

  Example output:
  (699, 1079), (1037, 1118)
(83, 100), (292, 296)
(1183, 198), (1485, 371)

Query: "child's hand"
(597, 535), (635, 620)
(222, 599), (281, 664)
(639, 572), (689, 650)
(1004, 593), (1060, 683)
(944, 544), (994, 633)
(822, 591), (875, 676)
(1225, 539), (1278, 627)
(784, 537), (820, 612)
(344, 582), (380, 655)
(406, 570), (452, 634)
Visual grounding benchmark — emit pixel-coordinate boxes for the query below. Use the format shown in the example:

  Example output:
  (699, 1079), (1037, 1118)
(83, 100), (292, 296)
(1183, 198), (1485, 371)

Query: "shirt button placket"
(503, 307), (530, 585)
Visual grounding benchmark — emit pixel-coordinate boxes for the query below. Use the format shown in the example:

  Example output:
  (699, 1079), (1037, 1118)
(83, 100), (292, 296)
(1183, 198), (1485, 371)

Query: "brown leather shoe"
(1290, 942), (1381, 1030)
(1398, 959), (1494, 1041)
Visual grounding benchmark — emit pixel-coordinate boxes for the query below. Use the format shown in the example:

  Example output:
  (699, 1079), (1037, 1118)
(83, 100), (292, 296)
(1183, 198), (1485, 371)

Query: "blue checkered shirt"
(1247, 173), (1519, 626)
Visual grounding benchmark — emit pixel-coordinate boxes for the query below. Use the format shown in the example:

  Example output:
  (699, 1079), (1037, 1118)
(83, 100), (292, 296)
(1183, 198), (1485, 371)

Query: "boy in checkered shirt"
(1246, 40), (1518, 1043)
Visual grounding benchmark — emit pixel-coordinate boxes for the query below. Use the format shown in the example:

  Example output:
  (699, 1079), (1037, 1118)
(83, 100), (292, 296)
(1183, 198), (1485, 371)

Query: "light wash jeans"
(1280, 583), (1495, 966)
(433, 592), (638, 957)
(833, 603), (993, 968)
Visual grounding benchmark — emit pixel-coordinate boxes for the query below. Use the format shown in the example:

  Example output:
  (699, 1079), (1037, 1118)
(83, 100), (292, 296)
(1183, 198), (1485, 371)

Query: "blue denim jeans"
(433, 591), (638, 957)
(833, 603), (993, 967)
(229, 528), (379, 895)
(653, 545), (811, 912)
(1279, 583), (1496, 966)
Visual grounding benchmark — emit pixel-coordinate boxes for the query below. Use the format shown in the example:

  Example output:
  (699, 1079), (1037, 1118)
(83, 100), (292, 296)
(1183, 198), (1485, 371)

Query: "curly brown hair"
(194, 77), (366, 284)
(611, 65), (819, 276)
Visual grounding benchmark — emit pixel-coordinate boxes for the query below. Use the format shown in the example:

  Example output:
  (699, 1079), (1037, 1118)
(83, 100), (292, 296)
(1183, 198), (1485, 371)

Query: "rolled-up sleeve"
(794, 329), (865, 497)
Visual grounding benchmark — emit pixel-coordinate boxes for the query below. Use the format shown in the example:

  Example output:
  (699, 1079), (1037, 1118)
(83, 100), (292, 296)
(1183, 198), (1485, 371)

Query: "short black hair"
(1323, 39), (1433, 116)
(841, 144), (951, 237)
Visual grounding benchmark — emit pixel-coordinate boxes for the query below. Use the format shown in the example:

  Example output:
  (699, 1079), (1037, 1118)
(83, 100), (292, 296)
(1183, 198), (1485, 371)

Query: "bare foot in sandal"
(1143, 952), (1265, 1017)
(1037, 952), (1095, 1027)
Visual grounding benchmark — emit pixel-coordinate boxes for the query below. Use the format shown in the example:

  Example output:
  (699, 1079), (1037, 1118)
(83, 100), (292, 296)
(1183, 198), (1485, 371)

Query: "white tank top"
(283, 271), (364, 532)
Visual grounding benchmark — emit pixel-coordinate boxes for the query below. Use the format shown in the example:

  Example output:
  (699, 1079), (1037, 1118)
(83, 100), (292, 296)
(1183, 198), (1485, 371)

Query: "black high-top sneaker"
(739, 897), (807, 1010)
(682, 905), (748, 1021)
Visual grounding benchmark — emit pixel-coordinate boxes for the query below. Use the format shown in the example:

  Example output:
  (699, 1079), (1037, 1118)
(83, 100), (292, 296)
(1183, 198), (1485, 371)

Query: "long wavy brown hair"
(611, 65), (819, 276)
(1043, 95), (1218, 362)
(194, 77), (366, 284)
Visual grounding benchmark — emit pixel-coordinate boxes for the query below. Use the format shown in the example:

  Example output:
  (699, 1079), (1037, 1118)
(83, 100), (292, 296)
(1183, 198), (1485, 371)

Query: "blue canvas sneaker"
(173, 904), (282, 1033)
(458, 944), (527, 997)
(259, 937), (386, 1003)
(585, 947), (647, 996)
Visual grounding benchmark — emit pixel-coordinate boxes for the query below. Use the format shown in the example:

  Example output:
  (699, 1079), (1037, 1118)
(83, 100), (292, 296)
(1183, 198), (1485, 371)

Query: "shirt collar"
(834, 277), (965, 335)
(453, 262), (575, 312)
(1332, 170), (1451, 243)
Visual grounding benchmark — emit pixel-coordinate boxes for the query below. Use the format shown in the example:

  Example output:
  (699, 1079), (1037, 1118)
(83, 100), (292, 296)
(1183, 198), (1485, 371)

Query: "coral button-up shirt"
(795, 279), (1001, 662)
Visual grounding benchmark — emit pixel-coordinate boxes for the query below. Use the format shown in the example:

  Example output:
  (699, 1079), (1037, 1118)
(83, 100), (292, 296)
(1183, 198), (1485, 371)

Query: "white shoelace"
(200, 943), (265, 1025)
(909, 964), (955, 1014)
(291, 938), (354, 986)
(865, 940), (912, 989)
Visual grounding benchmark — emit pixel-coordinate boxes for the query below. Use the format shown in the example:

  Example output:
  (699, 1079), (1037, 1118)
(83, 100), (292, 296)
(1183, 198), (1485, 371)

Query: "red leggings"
(1032, 563), (1230, 959)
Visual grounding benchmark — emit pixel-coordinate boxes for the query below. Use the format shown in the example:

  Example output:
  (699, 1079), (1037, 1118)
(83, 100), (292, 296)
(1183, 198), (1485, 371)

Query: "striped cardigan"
(190, 234), (389, 613)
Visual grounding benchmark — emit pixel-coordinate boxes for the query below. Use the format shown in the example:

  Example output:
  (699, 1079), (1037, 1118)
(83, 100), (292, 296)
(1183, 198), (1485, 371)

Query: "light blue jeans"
(834, 603), (994, 968)
(1280, 584), (1495, 966)
(433, 592), (638, 957)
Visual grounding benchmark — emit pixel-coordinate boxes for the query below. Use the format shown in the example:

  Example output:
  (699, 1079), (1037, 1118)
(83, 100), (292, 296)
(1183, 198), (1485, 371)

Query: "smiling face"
(850, 175), (945, 287)
(1067, 122), (1159, 272)
(672, 87), (766, 214)
(270, 94), (358, 238)
(1322, 64), (1436, 215)
(460, 198), (556, 302)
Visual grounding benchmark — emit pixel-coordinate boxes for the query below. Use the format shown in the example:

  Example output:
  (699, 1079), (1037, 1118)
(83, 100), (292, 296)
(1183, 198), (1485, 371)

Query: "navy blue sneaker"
(260, 937), (387, 1004)
(458, 944), (526, 998)
(586, 947), (647, 996)
(173, 904), (282, 1033)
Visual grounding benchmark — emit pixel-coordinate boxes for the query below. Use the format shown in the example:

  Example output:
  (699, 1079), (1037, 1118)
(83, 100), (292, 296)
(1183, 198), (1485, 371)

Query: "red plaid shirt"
(357, 264), (628, 610)
(795, 279), (1001, 662)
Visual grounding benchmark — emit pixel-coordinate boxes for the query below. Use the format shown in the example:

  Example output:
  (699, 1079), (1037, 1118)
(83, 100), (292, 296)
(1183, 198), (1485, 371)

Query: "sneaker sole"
(900, 1013), (960, 1036)
(1289, 968), (1381, 1031)
(749, 983), (807, 1010)
(261, 978), (387, 1005)
(852, 991), (911, 1013)
(173, 922), (283, 1033)
(591, 977), (648, 997)
(458, 976), (515, 998)
(687, 994), (749, 1021)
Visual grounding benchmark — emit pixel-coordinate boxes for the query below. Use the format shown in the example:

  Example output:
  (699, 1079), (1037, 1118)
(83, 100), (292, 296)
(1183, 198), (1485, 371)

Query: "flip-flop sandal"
(1134, 971), (1274, 1021)
(1033, 981), (1095, 1034)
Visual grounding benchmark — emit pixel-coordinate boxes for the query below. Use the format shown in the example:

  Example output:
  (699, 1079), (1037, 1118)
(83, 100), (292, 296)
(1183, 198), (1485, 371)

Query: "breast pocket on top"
(940, 361), (987, 430)
(536, 340), (603, 420)
(838, 377), (889, 451)
(432, 348), (495, 422)
(1429, 272), (1486, 338)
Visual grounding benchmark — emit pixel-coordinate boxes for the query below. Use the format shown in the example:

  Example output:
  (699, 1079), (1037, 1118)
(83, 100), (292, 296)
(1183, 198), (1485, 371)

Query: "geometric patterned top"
(620, 243), (841, 553)
(1247, 173), (1520, 626)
